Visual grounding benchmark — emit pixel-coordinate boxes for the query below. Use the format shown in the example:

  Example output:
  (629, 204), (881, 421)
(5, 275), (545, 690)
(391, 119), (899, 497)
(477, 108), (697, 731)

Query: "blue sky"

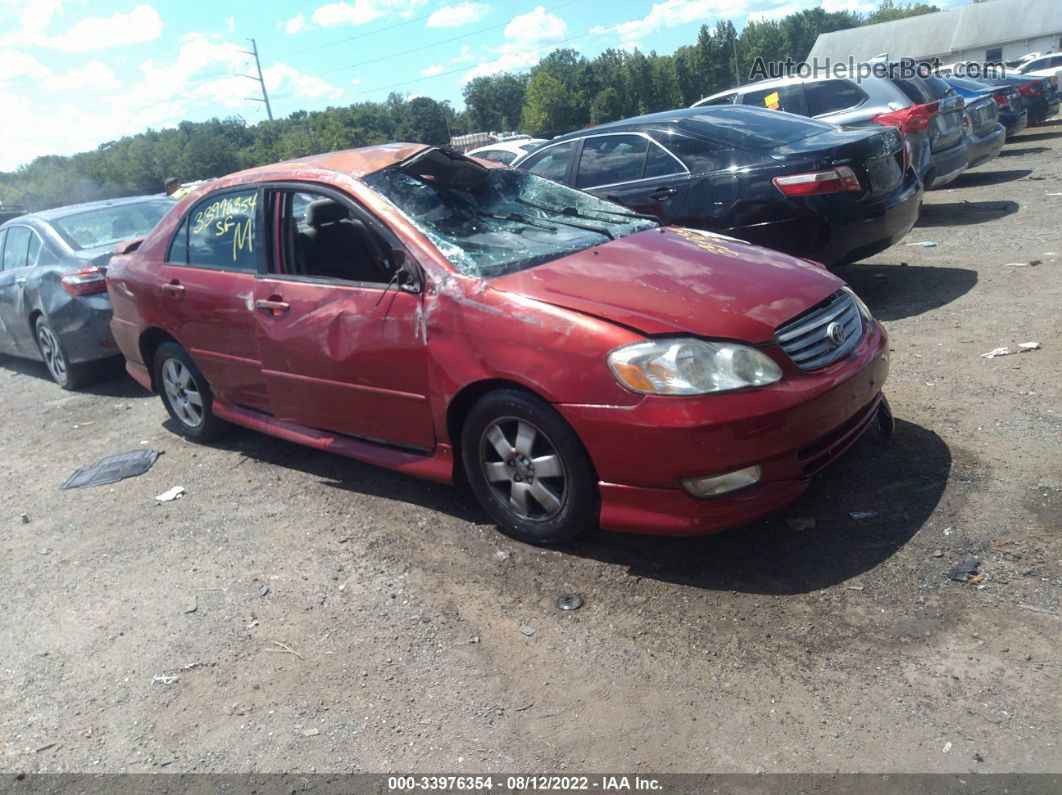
(0, 0), (964, 170)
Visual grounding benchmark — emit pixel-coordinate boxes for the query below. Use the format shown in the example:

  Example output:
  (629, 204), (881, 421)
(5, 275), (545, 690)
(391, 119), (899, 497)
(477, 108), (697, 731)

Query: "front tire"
(35, 317), (94, 390)
(461, 389), (598, 545)
(153, 342), (229, 442)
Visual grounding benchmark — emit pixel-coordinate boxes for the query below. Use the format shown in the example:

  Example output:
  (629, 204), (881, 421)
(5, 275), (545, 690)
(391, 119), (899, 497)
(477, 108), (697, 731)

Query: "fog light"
(681, 465), (762, 498)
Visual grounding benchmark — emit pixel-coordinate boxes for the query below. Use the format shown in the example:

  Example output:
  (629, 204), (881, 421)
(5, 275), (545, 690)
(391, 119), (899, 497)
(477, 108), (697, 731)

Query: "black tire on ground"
(152, 341), (230, 442)
(34, 316), (95, 390)
(461, 388), (598, 545)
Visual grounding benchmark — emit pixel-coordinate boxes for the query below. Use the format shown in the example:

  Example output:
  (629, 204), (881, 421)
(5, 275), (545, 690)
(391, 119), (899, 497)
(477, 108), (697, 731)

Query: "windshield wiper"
(514, 199), (614, 240)
(476, 211), (557, 232)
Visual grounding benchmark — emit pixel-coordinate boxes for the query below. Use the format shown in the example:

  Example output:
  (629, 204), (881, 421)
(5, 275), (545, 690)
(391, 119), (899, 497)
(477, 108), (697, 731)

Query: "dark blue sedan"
(944, 76), (1028, 137)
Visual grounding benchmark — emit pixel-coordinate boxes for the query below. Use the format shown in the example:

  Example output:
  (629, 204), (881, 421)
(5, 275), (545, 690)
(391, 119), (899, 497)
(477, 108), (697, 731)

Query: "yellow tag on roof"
(764, 91), (780, 110)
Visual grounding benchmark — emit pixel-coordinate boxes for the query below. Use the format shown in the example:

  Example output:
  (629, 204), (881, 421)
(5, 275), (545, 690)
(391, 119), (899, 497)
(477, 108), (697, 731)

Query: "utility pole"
(239, 38), (273, 121)
(732, 35), (741, 87)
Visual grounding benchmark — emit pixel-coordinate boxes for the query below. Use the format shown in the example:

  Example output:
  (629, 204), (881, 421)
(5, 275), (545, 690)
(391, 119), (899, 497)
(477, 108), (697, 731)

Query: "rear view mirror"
(391, 249), (421, 293)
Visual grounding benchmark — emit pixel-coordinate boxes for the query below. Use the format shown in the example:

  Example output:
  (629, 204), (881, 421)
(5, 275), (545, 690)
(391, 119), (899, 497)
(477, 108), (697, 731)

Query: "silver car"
(694, 69), (968, 189)
(0, 196), (173, 388)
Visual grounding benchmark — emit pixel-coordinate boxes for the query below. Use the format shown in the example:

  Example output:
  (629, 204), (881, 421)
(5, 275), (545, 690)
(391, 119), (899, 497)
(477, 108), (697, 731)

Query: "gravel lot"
(2, 119), (1060, 775)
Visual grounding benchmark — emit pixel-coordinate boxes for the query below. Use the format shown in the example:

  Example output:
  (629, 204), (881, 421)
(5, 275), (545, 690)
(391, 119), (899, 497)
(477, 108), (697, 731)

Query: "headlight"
(608, 338), (782, 395)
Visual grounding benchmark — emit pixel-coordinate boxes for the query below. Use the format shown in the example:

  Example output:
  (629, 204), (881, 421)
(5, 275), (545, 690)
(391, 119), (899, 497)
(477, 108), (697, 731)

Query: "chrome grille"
(775, 290), (863, 370)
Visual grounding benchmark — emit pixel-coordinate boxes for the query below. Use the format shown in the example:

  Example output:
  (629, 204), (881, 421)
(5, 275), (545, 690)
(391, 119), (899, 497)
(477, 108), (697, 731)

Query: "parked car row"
(0, 55), (1054, 546)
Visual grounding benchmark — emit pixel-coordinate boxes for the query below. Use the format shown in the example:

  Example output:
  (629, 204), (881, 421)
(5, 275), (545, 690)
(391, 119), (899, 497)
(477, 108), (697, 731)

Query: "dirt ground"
(2, 119), (1060, 776)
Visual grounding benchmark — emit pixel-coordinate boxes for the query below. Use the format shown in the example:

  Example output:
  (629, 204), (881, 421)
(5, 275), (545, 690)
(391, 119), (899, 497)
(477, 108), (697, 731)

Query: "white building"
(808, 0), (1062, 66)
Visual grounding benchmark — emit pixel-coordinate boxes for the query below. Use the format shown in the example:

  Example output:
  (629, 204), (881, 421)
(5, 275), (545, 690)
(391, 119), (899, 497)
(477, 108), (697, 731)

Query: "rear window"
(51, 200), (172, 251)
(889, 75), (933, 105)
(921, 75), (956, 100)
(804, 79), (868, 116)
(740, 84), (805, 114)
(677, 107), (832, 150)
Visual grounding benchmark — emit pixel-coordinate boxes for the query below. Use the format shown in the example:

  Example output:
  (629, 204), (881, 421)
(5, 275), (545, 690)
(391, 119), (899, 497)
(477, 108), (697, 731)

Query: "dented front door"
(251, 278), (435, 451)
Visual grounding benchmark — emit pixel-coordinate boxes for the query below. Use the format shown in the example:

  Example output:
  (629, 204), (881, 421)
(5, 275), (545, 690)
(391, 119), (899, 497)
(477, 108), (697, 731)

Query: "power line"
(319, 0), (584, 76)
(346, 28), (594, 99)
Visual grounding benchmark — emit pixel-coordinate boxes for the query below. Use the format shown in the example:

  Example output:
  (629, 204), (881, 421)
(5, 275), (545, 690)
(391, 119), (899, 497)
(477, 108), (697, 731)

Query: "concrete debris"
(519, 625), (536, 637)
(155, 486), (186, 502)
(947, 559), (981, 583)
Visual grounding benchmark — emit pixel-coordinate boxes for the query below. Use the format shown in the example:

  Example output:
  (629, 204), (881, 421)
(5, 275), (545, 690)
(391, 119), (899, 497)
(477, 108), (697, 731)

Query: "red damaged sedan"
(107, 144), (892, 545)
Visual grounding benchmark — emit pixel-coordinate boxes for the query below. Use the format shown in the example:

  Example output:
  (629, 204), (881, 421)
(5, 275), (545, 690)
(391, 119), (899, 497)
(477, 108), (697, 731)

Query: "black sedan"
(0, 195), (172, 388)
(513, 106), (922, 267)
(973, 75), (1061, 125)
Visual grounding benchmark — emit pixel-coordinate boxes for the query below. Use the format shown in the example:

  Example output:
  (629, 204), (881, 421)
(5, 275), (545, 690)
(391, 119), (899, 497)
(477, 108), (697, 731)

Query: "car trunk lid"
(964, 95), (999, 136)
(769, 125), (906, 199)
(929, 93), (965, 150)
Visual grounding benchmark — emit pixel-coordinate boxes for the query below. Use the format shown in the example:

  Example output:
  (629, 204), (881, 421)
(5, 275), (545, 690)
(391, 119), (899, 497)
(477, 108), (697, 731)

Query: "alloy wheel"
(162, 357), (205, 429)
(479, 416), (567, 521)
(37, 324), (67, 383)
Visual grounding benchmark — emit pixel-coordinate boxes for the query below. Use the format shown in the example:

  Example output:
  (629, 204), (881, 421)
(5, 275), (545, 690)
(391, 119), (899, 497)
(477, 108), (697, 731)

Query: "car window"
(678, 107), (831, 150)
(698, 92), (736, 106)
(364, 162), (656, 279)
(520, 141), (575, 182)
(890, 75), (933, 104)
(0, 230), (6, 264)
(644, 141), (685, 178)
(184, 189), (259, 271)
(739, 84), (804, 114)
(474, 149), (515, 164)
(49, 200), (172, 251)
(575, 134), (648, 188)
(2, 226), (30, 270)
(273, 189), (392, 284)
(26, 230), (42, 266)
(804, 79), (868, 116)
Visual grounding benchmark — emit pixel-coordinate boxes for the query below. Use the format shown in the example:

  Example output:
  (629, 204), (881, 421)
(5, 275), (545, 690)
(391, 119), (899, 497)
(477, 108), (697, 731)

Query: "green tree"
(589, 87), (623, 124)
(521, 72), (576, 137)
(396, 97), (450, 145)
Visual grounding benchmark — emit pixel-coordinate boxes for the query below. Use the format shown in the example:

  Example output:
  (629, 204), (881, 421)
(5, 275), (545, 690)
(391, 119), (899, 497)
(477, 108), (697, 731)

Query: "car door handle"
(254, 298), (290, 316)
(649, 187), (678, 200)
(163, 280), (185, 299)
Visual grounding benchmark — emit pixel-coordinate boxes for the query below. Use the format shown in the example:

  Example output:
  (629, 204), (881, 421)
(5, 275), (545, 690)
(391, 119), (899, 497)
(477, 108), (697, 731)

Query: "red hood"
(489, 227), (844, 343)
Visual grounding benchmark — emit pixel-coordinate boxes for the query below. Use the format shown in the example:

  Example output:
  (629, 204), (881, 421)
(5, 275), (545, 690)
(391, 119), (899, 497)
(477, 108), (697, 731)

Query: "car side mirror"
(390, 249), (421, 293)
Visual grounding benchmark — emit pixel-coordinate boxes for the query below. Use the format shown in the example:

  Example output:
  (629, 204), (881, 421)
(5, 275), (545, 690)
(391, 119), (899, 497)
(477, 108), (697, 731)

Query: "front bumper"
(558, 324), (890, 535)
(964, 123), (1006, 169)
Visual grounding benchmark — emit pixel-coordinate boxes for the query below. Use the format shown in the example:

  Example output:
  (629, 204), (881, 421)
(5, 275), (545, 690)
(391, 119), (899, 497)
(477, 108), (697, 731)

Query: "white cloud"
(264, 63), (343, 100)
(0, 48), (48, 84)
(350, 76), (363, 85)
(310, 0), (426, 28)
(427, 2), (488, 28)
(283, 13), (305, 34)
(745, 6), (792, 24)
(449, 44), (474, 63)
(225, 16), (235, 33)
(463, 5), (566, 81)
(43, 60), (121, 92)
(591, 0), (746, 49)
(420, 63), (445, 76)
(44, 4), (163, 52)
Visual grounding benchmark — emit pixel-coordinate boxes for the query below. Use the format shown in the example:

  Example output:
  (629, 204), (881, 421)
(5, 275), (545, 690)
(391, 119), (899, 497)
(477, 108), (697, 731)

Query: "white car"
(467, 138), (546, 165)
(1015, 52), (1062, 88)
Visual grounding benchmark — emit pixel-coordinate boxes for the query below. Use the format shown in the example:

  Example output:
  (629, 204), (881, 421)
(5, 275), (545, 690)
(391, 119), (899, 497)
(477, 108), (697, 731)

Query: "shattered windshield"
(363, 165), (658, 278)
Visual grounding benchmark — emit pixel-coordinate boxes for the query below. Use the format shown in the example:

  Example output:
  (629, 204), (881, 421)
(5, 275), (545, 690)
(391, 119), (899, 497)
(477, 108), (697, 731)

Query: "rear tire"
(35, 317), (94, 390)
(153, 342), (229, 442)
(461, 389), (598, 546)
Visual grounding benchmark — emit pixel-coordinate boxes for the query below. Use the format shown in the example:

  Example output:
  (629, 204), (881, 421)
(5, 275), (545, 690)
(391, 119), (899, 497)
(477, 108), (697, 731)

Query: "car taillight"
(772, 166), (862, 196)
(992, 93), (1008, 107)
(61, 266), (108, 296)
(1019, 82), (1041, 97)
(962, 113), (971, 129)
(871, 101), (938, 135)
